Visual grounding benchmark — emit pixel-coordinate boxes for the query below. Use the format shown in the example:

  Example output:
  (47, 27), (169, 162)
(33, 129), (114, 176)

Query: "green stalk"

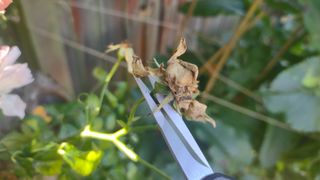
(138, 158), (171, 180)
(81, 126), (170, 179)
(98, 57), (123, 111)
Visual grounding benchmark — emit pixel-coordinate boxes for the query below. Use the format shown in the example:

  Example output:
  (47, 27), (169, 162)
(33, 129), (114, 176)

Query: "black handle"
(202, 173), (235, 180)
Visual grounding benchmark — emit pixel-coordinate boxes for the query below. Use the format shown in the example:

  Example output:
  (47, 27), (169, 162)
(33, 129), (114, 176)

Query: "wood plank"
(19, 0), (74, 96)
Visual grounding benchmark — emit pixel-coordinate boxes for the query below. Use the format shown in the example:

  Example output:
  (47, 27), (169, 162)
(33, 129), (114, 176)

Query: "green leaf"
(105, 90), (118, 108)
(58, 124), (79, 140)
(195, 122), (254, 174)
(13, 154), (35, 177)
(105, 113), (117, 130)
(114, 82), (128, 100)
(262, 57), (320, 132)
(282, 139), (320, 161)
(179, 0), (244, 17)
(34, 159), (63, 175)
(310, 158), (320, 179)
(93, 67), (108, 82)
(152, 81), (171, 95)
(92, 117), (104, 131)
(58, 142), (103, 176)
(86, 94), (100, 118)
(266, 0), (302, 14)
(0, 132), (31, 151)
(302, 64), (320, 90)
(259, 126), (299, 168)
(302, 0), (320, 52)
(31, 143), (63, 175)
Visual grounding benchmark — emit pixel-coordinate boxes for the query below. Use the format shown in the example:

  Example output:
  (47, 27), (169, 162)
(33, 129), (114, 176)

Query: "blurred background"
(1, 0), (320, 179)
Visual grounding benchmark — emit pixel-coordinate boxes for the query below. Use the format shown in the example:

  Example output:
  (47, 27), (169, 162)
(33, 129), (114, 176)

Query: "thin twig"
(195, 50), (263, 103)
(217, 75), (263, 103)
(246, 11), (265, 30)
(253, 25), (304, 86)
(203, 0), (263, 94)
(199, 46), (225, 74)
(201, 93), (292, 131)
(199, 11), (264, 75)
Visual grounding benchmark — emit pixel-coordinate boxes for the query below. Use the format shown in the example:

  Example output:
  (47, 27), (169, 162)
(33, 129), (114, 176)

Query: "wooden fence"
(12, 0), (238, 96)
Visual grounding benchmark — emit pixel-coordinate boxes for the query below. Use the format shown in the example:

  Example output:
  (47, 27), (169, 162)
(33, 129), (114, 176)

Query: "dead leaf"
(168, 38), (187, 62)
(106, 43), (135, 74)
(183, 100), (216, 128)
(132, 55), (149, 77)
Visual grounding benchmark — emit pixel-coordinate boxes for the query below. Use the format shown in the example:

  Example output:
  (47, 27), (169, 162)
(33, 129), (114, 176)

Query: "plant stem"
(138, 158), (171, 180)
(199, 46), (225, 74)
(80, 126), (170, 179)
(112, 138), (139, 161)
(98, 57), (123, 111)
(113, 128), (128, 138)
(81, 126), (115, 141)
(130, 125), (158, 133)
(127, 97), (145, 127)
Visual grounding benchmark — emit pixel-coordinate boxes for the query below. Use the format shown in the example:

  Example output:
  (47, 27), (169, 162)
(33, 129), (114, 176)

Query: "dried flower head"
(163, 38), (216, 127)
(108, 38), (216, 127)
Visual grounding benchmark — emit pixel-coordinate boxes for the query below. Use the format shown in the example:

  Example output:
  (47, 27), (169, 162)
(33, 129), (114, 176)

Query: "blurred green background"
(1, 0), (320, 179)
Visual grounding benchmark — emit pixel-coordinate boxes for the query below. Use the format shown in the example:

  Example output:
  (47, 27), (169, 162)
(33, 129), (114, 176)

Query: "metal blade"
(148, 76), (212, 168)
(135, 77), (213, 179)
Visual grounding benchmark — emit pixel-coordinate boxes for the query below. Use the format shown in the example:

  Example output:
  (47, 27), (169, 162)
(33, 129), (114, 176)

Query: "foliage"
(263, 57), (320, 132)
(1, 0), (320, 179)
(179, 0), (320, 179)
(0, 63), (168, 179)
(179, 0), (245, 16)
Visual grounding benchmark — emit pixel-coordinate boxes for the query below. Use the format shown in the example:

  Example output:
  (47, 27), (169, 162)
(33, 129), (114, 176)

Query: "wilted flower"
(106, 43), (149, 77)
(110, 38), (216, 127)
(164, 38), (216, 127)
(0, 0), (12, 14)
(0, 46), (33, 118)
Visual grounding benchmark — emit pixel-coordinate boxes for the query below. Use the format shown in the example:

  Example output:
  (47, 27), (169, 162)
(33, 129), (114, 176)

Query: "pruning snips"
(135, 76), (234, 180)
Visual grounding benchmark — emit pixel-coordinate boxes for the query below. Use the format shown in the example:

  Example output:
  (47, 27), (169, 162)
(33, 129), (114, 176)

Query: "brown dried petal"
(132, 56), (149, 77)
(106, 43), (134, 74)
(168, 38), (187, 62)
(106, 43), (130, 54)
(176, 99), (192, 112)
(148, 64), (165, 77)
(166, 60), (194, 87)
(184, 100), (216, 127)
(124, 48), (135, 73)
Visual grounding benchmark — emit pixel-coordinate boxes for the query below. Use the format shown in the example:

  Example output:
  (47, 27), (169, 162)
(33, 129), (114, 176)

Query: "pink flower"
(0, 46), (33, 118)
(0, 0), (12, 14)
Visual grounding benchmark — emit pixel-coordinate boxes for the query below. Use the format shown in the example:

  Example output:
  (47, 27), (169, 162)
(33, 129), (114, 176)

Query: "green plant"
(0, 49), (170, 179)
